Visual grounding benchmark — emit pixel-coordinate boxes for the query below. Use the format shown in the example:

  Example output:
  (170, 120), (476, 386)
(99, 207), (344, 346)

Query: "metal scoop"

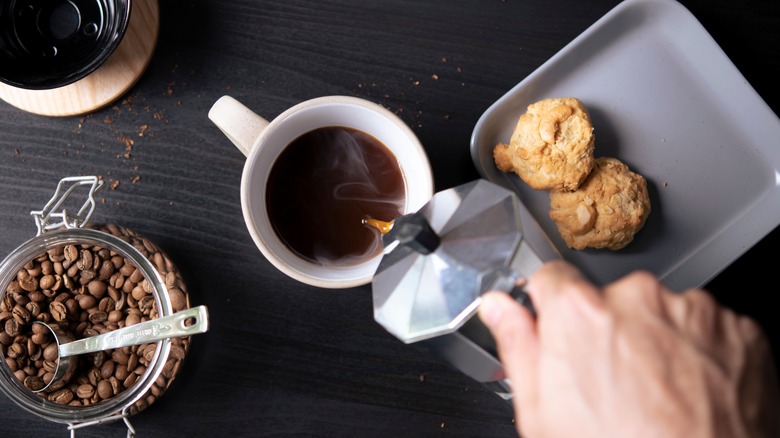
(30, 305), (209, 393)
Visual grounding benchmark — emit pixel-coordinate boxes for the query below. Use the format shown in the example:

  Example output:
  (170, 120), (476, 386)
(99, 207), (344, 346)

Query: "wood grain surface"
(0, 1), (778, 437)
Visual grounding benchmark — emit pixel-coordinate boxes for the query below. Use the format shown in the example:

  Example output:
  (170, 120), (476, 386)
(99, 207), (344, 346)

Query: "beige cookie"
(493, 97), (595, 192)
(549, 157), (650, 250)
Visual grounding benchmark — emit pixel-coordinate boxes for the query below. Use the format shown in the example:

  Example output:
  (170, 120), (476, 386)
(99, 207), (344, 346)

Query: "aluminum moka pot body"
(372, 179), (560, 399)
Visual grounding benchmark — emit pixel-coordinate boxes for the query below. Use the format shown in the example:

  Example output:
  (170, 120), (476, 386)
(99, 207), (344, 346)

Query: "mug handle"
(208, 95), (270, 157)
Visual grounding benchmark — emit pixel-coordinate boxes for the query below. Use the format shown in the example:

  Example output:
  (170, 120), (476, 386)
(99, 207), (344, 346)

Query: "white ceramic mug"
(208, 95), (434, 289)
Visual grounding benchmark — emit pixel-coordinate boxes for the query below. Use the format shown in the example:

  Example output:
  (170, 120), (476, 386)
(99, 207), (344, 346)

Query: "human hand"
(479, 260), (780, 438)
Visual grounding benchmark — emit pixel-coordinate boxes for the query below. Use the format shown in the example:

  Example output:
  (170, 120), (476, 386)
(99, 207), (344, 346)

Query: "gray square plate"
(470, 0), (780, 290)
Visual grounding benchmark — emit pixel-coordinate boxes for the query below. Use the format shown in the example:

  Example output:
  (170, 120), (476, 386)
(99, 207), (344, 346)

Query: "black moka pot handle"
(485, 266), (537, 318)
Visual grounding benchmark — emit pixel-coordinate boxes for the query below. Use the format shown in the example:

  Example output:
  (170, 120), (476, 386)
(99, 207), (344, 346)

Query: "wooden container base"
(0, 0), (160, 117)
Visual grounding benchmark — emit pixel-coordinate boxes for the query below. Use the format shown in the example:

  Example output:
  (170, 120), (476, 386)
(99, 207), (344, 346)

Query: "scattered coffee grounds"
(0, 224), (190, 414)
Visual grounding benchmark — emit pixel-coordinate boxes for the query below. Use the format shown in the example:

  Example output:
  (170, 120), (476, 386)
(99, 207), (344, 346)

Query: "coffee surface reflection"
(266, 126), (405, 266)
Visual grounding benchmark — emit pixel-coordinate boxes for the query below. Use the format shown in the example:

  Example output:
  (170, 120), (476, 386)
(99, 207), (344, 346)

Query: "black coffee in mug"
(266, 126), (406, 267)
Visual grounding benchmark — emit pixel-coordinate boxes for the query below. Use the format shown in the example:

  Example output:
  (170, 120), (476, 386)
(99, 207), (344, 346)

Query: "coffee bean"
(138, 296), (155, 315)
(1, 226), (192, 413)
(76, 294), (97, 310)
(64, 298), (79, 316)
(25, 301), (41, 318)
(43, 343), (58, 361)
(12, 304), (31, 324)
(31, 332), (48, 345)
(111, 350), (129, 365)
(62, 274), (74, 290)
(87, 367), (101, 386)
(66, 263), (79, 279)
(161, 360), (175, 379)
(7, 342), (24, 359)
(87, 280), (107, 298)
(168, 288), (186, 312)
(128, 269), (143, 286)
(98, 297), (115, 313)
(26, 338), (38, 356)
(76, 383), (95, 399)
(39, 275), (55, 290)
(18, 276), (37, 292)
(100, 360), (115, 380)
(47, 247), (64, 262)
(119, 263), (135, 277)
(63, 245), (78, 263)
(41, 260), (53, 276)
(79, 269), (97, 285)
(123, 373), (137, 388)
(26, 266), (42, 278)
(77, 250), (93, 271)
(96, 379), (112, 400)
(109, 376), (121, 396)
(152, 253), (164, 273)
(169, 345), (186, 361)
(115, 364), (129, 381)
(11, 292), (29, 306)
(98, 261), (115, 281)
(49, 301), (68, 322)
(133, 364), (146, 377)
(47, 374), (66, 391)
(49, 388), (74, 404)
(4, 357), (18, 371)
(110, 255), (123, 270)
(24, 375), (45, 391)
(4, 318), (20, 337)
(142, 344), (156, 363)
(110, 273), (125, 291)
(122, 279), (135, 295)
(28, 291), (45, 302)
(88, 311), (108, 324)
(127, 353), (139, 372)
(126, 312), (141, 327)
(131, 285), (146, 301)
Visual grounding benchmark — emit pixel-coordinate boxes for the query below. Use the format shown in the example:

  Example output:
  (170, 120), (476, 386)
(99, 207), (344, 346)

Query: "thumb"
(479, 291), (539, 420)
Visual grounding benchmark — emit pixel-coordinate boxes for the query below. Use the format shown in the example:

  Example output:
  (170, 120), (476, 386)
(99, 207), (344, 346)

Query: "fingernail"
(479, 292), (505, 329)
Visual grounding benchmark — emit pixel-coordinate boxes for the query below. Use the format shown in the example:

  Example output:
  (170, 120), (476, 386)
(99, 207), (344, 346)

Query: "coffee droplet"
(362, 217), (394, 235)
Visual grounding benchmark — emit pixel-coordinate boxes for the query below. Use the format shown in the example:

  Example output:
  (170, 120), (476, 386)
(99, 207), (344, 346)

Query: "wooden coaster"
(0, 0), (159, 117)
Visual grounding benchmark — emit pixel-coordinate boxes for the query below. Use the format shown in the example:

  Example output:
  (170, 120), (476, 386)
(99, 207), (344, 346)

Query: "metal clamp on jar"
(0, 176), (209, 437)
(371, 179), (560, 400)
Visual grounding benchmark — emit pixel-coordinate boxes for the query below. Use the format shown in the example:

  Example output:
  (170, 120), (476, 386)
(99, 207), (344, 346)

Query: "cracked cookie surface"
(493, 97), (595, 192)
(548, 157), (650, 250)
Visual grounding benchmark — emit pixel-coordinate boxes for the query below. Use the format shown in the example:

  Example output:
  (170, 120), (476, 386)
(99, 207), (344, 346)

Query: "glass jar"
(0, 176), (202, 437)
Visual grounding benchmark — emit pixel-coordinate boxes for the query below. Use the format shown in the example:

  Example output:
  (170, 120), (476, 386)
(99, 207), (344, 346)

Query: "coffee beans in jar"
(0, 223), (191, 416)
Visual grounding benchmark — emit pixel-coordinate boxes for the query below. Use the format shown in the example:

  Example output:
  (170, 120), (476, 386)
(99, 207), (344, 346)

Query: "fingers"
(526, 260), (606, 327)
(479, 291), (538, 423)
(603, 270), (668, 310)
(479, 259), (598, 427)
(525, 260), (585, 299)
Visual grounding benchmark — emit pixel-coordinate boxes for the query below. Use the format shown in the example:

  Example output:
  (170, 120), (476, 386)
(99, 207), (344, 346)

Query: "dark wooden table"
(1, 0), (778, 436)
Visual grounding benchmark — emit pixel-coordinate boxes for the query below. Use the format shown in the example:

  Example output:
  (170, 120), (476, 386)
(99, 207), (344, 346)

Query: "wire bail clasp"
(30, 176), (104, 236)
